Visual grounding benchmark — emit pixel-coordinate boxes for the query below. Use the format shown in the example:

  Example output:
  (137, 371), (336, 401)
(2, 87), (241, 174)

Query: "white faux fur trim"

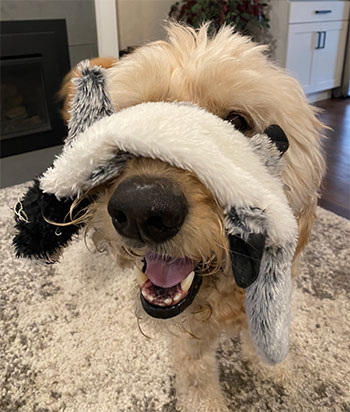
(40, 102), (297, 244)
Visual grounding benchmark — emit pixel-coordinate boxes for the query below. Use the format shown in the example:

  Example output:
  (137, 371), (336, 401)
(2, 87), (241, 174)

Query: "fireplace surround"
(0, 20), (70, 157)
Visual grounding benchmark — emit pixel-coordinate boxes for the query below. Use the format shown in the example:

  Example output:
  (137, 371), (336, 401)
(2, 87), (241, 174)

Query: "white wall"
(94, 0), (119, 57)
(117, 0), (174, 50)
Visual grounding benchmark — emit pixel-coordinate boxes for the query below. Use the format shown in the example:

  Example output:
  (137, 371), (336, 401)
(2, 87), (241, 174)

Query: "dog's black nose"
(108, 176), (188, 244)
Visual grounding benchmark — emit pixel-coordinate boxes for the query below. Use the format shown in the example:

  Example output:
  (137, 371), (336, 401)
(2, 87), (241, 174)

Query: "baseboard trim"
(307, 90), (332, 103)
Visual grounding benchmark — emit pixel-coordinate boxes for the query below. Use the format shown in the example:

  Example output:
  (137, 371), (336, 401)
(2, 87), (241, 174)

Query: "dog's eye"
(225, 112), (248, 132)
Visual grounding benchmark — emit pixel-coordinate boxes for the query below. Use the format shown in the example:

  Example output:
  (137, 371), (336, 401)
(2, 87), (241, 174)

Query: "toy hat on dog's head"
(13, 61), (297, 365)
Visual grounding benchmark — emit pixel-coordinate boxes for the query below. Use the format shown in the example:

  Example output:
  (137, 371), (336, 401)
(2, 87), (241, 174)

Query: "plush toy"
(13, 61), (297, 365)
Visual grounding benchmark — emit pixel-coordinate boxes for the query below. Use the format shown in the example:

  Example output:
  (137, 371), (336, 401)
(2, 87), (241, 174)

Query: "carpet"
(1, 182), (349, 412)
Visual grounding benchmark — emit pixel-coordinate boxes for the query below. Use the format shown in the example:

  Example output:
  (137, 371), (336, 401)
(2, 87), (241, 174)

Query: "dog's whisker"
(121, 246), (144, 259)
(213, 238), (229, 252)
(82, 226), (97, 254)
(136, 314), (152, 340)
(181, 319), (201, 340)
(13, 200), (30, 223)
(191, 303), (213, 321)
(229, 250), (261, 262)
(196, 261), (221, 277)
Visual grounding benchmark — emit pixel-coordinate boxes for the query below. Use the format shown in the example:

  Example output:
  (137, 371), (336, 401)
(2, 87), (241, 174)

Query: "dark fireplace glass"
(1, 55), (52, 141)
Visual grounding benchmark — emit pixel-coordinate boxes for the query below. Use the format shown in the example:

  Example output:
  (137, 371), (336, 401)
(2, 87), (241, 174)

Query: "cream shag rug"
(1, 182), (349, 412)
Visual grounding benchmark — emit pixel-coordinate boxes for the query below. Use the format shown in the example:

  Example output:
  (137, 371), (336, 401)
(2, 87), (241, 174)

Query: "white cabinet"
(269, 1), (350, 96)
(286, 22), (319, 93)
(311, 20), (349, 92)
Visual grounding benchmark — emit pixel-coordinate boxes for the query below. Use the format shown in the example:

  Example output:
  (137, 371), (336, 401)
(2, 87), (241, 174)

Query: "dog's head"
(13, 23), (325, 364)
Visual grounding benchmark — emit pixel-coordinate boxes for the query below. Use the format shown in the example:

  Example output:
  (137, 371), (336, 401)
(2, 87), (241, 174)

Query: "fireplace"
(0, 20), (70, 157)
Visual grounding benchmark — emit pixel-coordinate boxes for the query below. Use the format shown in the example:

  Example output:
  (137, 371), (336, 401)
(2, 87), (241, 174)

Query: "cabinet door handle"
(315, 10), (332, 14)
(315, 32), (327, 50)
(315, 32), (321, 49)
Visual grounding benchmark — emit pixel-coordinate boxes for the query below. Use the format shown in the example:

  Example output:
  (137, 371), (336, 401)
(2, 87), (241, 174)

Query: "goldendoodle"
(14, 23), (325, 412)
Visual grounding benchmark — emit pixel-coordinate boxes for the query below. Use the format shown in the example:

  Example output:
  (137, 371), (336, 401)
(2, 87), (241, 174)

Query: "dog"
(20, 23), (326, 412)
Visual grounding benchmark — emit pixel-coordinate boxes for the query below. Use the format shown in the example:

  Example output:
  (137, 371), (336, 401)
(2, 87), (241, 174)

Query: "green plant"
(169, 0), (269, 36)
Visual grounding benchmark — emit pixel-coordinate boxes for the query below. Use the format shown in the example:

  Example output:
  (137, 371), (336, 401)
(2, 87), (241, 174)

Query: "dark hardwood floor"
(315, 98), (350, 219)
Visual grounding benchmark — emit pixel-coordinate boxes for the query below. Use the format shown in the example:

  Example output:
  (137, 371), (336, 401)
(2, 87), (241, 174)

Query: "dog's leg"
(171, 329), (229, 412)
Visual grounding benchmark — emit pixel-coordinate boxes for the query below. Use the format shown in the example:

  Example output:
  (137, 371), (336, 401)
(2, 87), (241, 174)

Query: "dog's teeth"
(164, 298), (172, 305)
(173, 294), (182, 302)
(181, 271), (195, 293)
(137, 268), (149, 286)
(141, 289), (154, 302)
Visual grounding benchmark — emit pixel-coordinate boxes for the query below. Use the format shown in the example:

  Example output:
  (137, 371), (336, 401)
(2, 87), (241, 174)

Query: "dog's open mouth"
(137, 251), (202, 319)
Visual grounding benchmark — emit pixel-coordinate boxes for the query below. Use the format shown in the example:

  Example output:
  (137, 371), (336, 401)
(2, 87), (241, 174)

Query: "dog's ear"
(229, 232), (265, 288)
(264, 124), (289, 155)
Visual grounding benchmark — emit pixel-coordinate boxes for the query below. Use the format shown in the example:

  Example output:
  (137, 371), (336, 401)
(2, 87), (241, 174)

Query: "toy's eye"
(225, 112), (248, 132)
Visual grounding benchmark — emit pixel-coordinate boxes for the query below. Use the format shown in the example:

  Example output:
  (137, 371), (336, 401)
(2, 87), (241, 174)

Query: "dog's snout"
(108, 176), (188, 243)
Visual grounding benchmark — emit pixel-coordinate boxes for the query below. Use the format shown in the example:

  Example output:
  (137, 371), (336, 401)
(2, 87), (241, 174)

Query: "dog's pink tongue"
(145, 252), (196, 289)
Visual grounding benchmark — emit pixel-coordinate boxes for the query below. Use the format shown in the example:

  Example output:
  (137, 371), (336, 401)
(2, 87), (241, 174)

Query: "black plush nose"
(107, 176), (188, 244)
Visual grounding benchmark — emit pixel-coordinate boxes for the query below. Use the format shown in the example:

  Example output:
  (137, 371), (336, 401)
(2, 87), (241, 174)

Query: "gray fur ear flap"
(66, 60), (115, 145)
(13, 61), (116, 263)
(244, 241), (293, 364)
(226, 207), (295, 365)
(40, 60), (133, 195)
